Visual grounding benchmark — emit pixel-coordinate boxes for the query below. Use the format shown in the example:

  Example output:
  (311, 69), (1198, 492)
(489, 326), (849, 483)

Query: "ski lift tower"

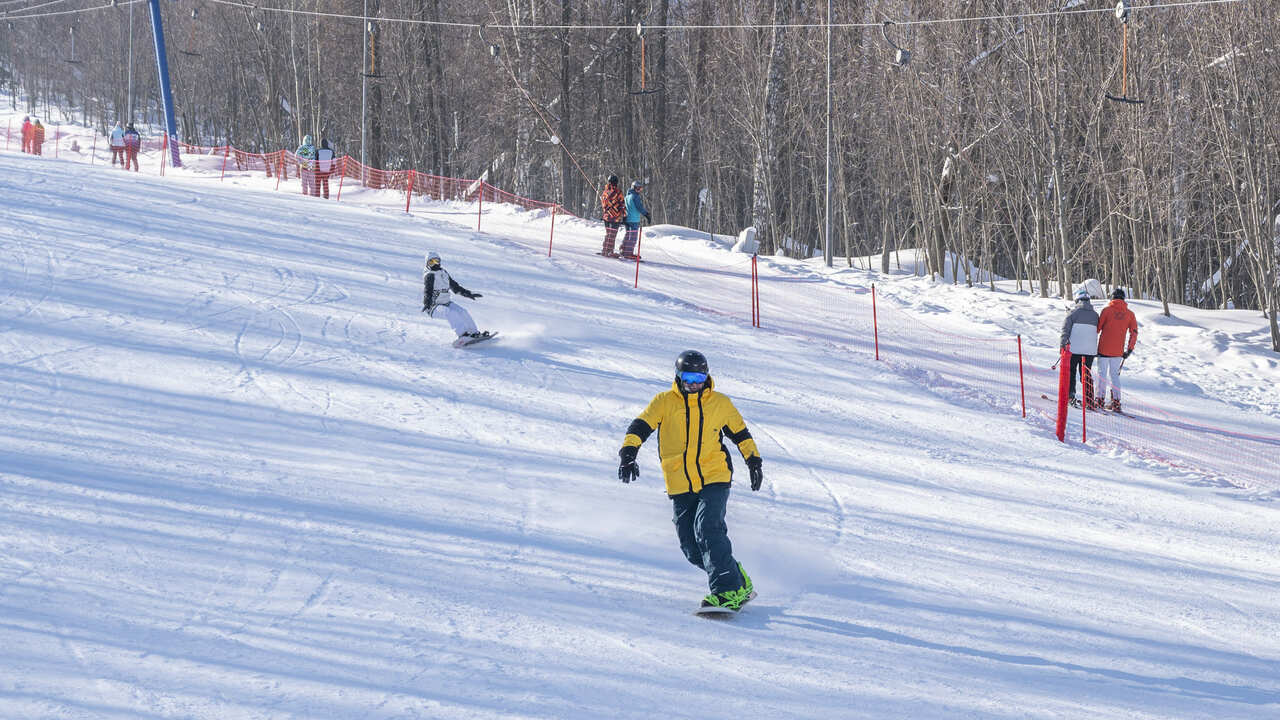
(147, 0), (181, 167)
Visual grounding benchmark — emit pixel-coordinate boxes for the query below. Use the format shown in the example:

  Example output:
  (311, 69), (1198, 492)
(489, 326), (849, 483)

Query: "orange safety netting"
(6, 123), (1276, 488)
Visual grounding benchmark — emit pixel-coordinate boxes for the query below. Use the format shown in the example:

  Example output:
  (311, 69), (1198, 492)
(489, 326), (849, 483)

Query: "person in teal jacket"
(620, 181), (650, 259)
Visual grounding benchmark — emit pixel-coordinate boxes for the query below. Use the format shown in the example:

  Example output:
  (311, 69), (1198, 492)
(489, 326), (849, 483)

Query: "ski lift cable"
(481, 22), (599, 198)
(6, 0), (145, 21)
(5, 0), (1245, 25)
(189, 0), (1244, 33)
(7, 0), (70, 14)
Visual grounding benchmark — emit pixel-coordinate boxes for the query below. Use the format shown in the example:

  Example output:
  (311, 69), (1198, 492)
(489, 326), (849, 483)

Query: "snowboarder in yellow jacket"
(618, 350), (764, 611)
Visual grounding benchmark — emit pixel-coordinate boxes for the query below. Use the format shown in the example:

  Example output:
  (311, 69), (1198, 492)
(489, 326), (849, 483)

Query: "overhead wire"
(182, 0), (1245, 32)
(5, 0), (145, 20)
(2, 0), (1247, 27)
(6, 0), (70, 13)
(482, 23), (600, 197)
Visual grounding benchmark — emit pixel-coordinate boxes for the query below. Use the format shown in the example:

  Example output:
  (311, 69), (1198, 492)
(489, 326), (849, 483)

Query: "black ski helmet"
(608, 174), (619, 185)
(1112, 287), (1125, 300)
(675, 350), (709, 383)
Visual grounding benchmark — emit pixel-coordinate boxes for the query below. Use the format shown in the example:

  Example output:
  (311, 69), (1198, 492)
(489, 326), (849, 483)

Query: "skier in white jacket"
(422, 251), (489, 343)
(1059, 286), (1100, 408)
(109, 122), (126, 166)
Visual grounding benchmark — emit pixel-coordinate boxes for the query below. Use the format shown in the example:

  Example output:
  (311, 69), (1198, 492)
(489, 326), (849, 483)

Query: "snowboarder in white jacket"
(1060, 286), (1100, 408)
(422, 251), (488, 342)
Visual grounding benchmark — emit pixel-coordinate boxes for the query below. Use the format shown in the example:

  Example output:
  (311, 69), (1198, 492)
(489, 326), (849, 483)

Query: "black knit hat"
(1112, 288), (1125, 300)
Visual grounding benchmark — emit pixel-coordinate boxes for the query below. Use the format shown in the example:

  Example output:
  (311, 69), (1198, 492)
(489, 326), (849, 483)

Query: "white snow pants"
(430, 302), (478, 337)
(1095, 356), (1124, 401)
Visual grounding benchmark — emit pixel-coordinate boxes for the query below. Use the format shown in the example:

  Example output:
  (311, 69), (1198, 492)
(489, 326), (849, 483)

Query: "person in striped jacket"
(600, 175), (625, 257)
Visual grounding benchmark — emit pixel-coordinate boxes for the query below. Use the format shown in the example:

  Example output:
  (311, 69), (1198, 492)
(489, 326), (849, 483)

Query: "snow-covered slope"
(2, 145), (1278, 719)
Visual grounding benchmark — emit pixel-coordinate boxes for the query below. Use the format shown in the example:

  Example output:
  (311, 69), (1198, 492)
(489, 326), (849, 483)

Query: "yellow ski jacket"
(622, 378), (761, 496)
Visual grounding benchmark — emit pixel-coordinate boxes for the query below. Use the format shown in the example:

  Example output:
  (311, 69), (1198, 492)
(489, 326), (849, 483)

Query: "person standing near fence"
(295, 135), (317, 196)
(109, 122), (126, 166)
(315, 138), (335, 199)
(600, 175), (625, 256)
(20, 116), (33, 153)
(122, 124), (141, 171)
(1095, 288), (1138, 412)
(32, 120), (45, 156)
(621, 180), (650, 259)
(1060, 286), (1100, 409)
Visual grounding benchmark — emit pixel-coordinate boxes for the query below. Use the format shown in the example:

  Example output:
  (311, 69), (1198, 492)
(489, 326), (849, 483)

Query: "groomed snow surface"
(2, 127), (1279, 719)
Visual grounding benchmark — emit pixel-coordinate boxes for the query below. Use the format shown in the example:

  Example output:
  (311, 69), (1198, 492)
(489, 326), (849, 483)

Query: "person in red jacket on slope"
(1095, 287), (1139, 412)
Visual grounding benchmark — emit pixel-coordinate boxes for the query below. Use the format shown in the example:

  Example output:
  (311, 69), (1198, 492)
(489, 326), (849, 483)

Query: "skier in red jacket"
(20, 116), (33, 153)
(1095, 288), (1139, 412)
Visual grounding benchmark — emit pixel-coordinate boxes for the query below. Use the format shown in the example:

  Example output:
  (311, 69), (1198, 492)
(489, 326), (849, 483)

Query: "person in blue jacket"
(621, 181), (650, 259)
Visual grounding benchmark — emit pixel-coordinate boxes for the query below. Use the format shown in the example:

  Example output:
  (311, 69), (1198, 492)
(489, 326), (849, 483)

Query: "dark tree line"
(3, 0), (1277, 350)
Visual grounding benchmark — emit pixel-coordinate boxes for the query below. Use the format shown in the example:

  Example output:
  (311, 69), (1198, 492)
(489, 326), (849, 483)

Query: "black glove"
(1122, 349), (1132, 359)
(644, 213), (651, 223)
(746, 456), (763, 492)
(618, 446), (639, 484)
(468, 292), (482, 300)
(422, 302), (429, 313)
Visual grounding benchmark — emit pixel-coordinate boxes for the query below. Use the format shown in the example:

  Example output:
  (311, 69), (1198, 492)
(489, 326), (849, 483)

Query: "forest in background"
(2, 0), (1277, 350)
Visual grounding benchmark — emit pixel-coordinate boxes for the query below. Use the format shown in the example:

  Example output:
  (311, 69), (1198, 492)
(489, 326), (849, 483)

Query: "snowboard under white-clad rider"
(1060, 286), (1100, 409)
(422, 251), (489, 343)
(618, 350), (764, 611)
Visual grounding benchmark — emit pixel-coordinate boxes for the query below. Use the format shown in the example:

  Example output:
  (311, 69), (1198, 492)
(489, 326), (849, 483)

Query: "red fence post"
(547, 204), (557, 256)
(405, 170), (415, 213)
(160, 134), (167, 176)
(336, 157), (347, 201)
(872, 283), (880, 361)
(1055, 347), (1071, 442)
(477, 183), (484, 231)
(220, 145), (229, 181)
(275, 151), (283, 191)
(1017, 334), (1027, 418)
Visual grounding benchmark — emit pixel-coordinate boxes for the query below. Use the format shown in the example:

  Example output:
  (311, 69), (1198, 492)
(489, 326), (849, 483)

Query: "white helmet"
(1074, 286), (1091, 300)
(426, 251), (442, 269)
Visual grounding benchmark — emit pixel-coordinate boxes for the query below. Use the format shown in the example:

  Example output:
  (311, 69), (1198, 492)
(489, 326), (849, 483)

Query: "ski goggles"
(679, 371), (708, 384)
